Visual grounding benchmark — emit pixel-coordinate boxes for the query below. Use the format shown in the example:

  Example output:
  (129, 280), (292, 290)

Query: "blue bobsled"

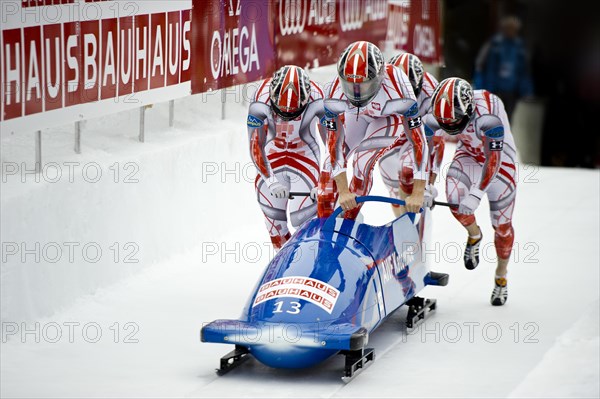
(201, 196), (448, 381)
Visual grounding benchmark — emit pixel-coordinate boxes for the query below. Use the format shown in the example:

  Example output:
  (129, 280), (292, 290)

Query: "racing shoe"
(491, 276), (508, 306)
(464, 231), (482, 270)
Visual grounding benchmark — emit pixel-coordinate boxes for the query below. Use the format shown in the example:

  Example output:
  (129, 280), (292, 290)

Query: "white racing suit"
(424, 89), (518, 259)
(378, 72), (444, 207)
(318, 64), (429, 219)
(248, 79), (326, 249)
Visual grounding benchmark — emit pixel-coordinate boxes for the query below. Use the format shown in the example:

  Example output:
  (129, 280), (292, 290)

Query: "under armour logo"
(489, 141), (504, 151)
(408, 116), (422, 129)
(324, 120), (337, 130)
(321, 117), (337, 130)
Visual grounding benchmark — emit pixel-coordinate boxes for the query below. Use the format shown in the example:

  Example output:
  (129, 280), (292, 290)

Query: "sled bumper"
(201, 319), (368, 351)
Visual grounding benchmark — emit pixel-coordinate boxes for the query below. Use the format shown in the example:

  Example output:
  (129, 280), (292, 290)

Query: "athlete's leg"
(446, 153), (482, 233)
(446, 153), (483, 269)
(484, 160), (516, 305)
(286, 152), (320, 227)
(485, 162), (517, 276)
(346, 116), (402, 219)
(317, 157), (339, 218)
(378, 140), (413, 217)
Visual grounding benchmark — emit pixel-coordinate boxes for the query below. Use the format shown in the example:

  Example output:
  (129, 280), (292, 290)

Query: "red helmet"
(269, 65), (311, 120)
(337, 41), (385, 107)
(389, 52), (424, 97)
(431, 78), (475, 134)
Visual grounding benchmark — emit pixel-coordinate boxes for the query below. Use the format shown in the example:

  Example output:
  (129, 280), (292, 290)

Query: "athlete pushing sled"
(318, 41), (428, 218)
(247, 65), (326, 250)
(426, 78), (518, 305)
(378, 52), (443, 217)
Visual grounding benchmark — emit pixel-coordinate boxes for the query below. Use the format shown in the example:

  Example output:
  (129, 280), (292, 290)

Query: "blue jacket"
(474, 34), (533, 96)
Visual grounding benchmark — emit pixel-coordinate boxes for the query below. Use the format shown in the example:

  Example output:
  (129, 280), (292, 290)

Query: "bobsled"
(201, 196), (448, 382)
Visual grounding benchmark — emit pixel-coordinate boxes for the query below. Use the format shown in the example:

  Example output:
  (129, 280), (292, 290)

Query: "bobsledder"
(201, 196), (449, 382)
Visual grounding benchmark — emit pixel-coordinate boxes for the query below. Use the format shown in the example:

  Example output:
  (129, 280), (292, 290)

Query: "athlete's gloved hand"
(339, 191), (358, 212)
(459, 188), (484, 215)
(405, 179), (426, 213)
(268, 181), (289, 199)
(309, 187), (318, 201)
(423, 185), (438, 208)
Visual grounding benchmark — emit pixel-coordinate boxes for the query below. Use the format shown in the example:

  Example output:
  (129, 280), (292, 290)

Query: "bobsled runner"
(201, 196), (449, 382)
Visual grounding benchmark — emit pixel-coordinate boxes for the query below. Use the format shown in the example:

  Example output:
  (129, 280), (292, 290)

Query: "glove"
(309, 187), (318, 201)
(423, 185), (438, 208)
(458, 188), (484, 215)
(268, 181), (289, 199)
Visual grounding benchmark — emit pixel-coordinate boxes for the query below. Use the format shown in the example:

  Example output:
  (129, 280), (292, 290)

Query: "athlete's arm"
(475, 115), (505, 195)
(247, 102), (277, 186)
(322, 98), (348, 180)
(426, 125), (445, 185)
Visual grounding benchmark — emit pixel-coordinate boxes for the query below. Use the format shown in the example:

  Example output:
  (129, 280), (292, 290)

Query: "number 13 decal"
(273, 300), (301, 314)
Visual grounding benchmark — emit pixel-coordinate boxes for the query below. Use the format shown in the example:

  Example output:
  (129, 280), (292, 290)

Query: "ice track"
(1, 66), (598, 398)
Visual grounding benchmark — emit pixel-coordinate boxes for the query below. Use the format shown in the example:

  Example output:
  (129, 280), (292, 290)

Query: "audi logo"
(340, 0), (387, 32)
(279, 0), (307, 36)
(339, 0), (363, 32)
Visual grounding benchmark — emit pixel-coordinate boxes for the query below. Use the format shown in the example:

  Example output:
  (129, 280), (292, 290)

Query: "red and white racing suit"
(248, 79), (325, 249)
(424, 90), (518, 259)
(318, 64), (429, 218)
(378, 72), (444, 202)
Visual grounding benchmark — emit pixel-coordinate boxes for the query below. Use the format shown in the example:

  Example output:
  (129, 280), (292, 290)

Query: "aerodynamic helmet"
(389, 52), (425, 97)
(337, 41), (385, 107)
(431, 77), (475, 135)
(269, 65), (311, 121)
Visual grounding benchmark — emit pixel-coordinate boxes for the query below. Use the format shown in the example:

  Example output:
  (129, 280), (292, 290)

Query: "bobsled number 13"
(273, 301), (301, 314)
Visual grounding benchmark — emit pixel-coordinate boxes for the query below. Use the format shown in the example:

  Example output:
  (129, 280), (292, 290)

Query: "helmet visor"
(437, 116), (470, 135)
(413, 81), (423, 98)
(341, 76), (383, 107)
(271, 100), (306, 121)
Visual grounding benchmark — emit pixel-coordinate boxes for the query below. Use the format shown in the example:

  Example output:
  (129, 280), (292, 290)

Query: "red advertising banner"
(1, 1), (193, 133)
(1, 0), (444, 132)
(274, 0), (389, 70)
(274, 0), (338, 68)
(387, 0), (443, 64)
(190, 0), (390, 94)
(335, 0), (389, 53)
(190, 0), (276, 93)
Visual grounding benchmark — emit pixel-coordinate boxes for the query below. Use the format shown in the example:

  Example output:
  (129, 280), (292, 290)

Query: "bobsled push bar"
(321, 195), (423, 232)
(432, 200), (459, 209)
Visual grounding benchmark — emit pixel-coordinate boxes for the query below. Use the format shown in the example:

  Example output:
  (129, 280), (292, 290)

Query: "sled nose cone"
(251, 345), (338, 369)
(202, 320), (370, 369)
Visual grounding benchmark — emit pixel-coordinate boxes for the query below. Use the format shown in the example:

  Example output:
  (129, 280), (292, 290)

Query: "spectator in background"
(474, 16), (533, 119)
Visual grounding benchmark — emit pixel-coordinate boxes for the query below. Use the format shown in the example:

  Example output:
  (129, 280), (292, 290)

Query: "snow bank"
(0, 89), (257, 323)
(1, 65), (340, 324)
